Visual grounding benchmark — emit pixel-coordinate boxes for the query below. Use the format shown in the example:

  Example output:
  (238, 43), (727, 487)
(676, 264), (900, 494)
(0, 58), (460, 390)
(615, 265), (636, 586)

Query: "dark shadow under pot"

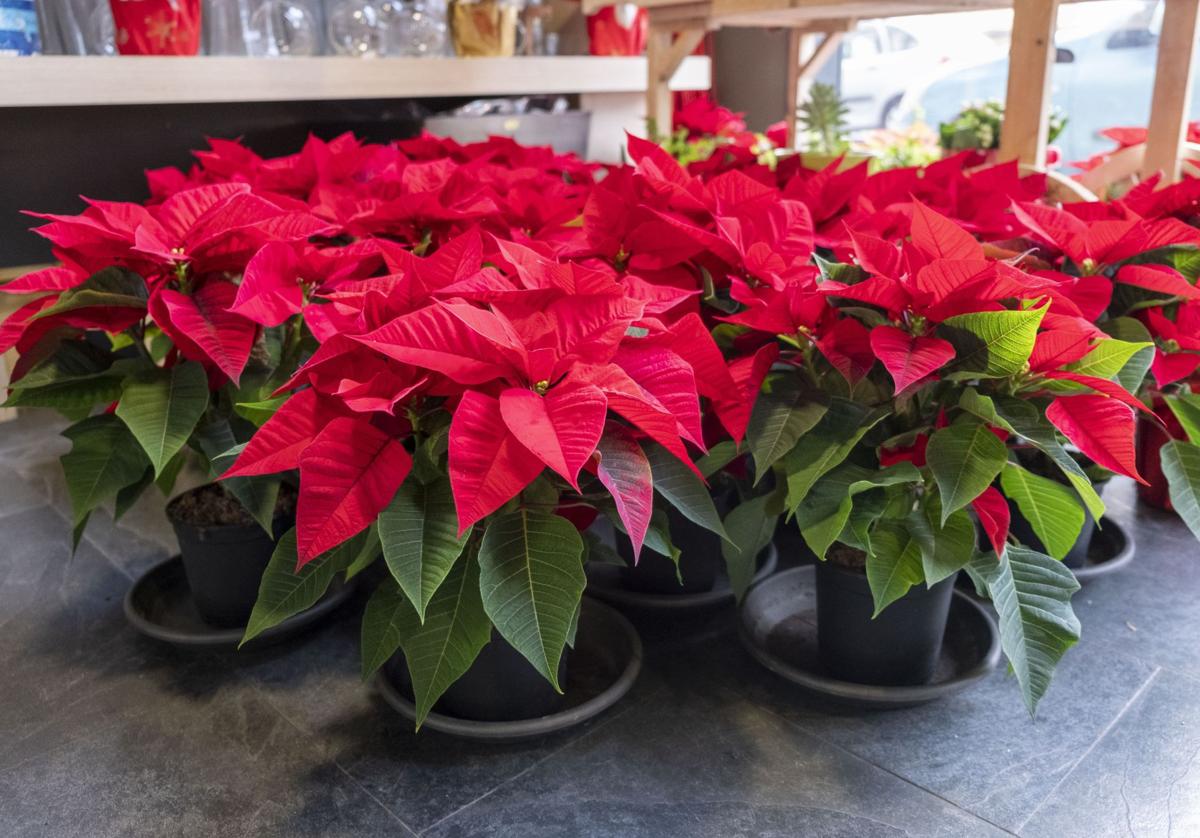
(391, 632), (569, 722)
(165, 483), (295, 628)
(816, 547), (955, 687)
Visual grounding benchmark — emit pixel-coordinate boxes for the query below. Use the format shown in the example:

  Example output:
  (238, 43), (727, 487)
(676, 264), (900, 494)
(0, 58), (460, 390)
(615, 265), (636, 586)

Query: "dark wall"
(1, 97), (444, 267)
(713, 29), (842, 132)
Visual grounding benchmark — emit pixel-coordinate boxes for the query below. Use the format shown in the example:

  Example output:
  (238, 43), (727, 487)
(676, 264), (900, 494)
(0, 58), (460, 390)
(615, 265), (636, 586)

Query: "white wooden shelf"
(0, 55), (711, 108)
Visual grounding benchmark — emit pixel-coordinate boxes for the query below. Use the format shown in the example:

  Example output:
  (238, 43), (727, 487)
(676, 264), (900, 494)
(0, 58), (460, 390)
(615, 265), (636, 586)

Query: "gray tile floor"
(0, 414), (1197, 838)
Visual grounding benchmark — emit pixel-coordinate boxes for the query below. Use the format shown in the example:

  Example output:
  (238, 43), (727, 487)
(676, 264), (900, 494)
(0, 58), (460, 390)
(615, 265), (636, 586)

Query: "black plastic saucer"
(1072, 517), (1135, 582)
(740, 566), (1002, 709)
(123, 555), (355, 650)
(584, 545), (779, 613)
(375, 599), (642, 741)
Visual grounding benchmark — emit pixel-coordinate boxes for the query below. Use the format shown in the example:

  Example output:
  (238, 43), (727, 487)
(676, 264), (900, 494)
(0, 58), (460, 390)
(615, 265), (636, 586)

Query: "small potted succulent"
(729, 203), (1154, 710)
(794, 83), (872, 171)
(230, 233), (737, 727)
(0, 183), (334, 626)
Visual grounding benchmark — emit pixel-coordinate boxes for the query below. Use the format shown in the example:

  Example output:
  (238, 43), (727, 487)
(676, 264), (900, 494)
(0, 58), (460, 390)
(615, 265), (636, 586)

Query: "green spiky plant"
(798, 82), (851, 155)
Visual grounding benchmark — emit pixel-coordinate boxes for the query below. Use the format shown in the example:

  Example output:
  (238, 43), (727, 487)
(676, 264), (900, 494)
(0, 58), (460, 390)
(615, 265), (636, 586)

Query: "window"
(886, 27), (918, 51)
(844, 30), (881, 61)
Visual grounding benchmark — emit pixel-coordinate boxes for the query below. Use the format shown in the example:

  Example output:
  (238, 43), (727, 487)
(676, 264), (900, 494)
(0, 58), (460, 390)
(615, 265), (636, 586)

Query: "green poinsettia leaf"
(783, 398), (889, 514)
(7, 339), (112, 388)
(1165, 393), (1200, 446)
(1162, 440), (1200, 541)
(745, 379), (829, 484)
(940, 305), (1046, 378)
(606, 505), (678, 562)
(695, 440), (741, 479)
(32, 267), (148, 319)
(957, 388), (1015, 432)
(196, 418), (279, 535)
(477, 509), (586, 692)
(154, 449), (187, 497)
(721, 494), (778, 602)
(113, 466), (154, 522)
(795, 488), (854, 563)
(566, 597), (583, 649)
(115, 361), (209, 477)
(240, 527), (365, 646)
(361, 554), (492, 729)
(1100, 317), (1156, 392)
(814, 254), (868, 285)
(4, 342), (140, 420)
(865, 520), (925, 617)
(1174, 246), (1200, 282)
(1068, 338), (1154, 382)
(1101, 315), (1154, 344)
(379, 477), (471, 623)
(1000, 463), (1086, 560)
(992, 396), (1106, 521)
(60, 414), (151, 538)
(926, 420), (1008, 522)
(645, 443), (728, 541)
(360, 578), (411, 681)
(4, 373), (124, 420)
(907, 498), (976, 585)
(967, 545), (1080, 715)
(234, 396), (288, 427)
(844, 491), (888, 554)
(794, 462), (920, 561)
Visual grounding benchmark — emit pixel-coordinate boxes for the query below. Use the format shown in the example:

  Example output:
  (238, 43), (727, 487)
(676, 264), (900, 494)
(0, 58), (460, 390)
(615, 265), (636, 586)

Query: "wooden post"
(784, 28), (846, 149)
(646, 26), (675, 140)
(646, 24), (706, 140)
(998, 0), (1060, 167)
(1143, 0), (1200, 183)
(784, 30), (804, 148)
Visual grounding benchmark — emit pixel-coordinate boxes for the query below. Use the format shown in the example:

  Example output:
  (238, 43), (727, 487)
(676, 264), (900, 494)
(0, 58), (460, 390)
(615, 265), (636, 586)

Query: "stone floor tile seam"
(332, 759), (422, 837)
(742, 696), (1021, 837)
(416, 682), (669, 837)
(1014, 666), (1163, 834)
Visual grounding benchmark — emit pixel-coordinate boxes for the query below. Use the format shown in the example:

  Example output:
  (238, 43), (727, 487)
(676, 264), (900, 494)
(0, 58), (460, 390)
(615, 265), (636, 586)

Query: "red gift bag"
(586, 4), (646, 56)
(109, 0), (202, 55)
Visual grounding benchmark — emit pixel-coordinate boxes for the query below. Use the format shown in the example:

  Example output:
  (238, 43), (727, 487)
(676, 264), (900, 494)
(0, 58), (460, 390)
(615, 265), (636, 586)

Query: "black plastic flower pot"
(1007, 502), (1097, 570)
(617, 505), (722, 594)
(391, 631), (569, 722)
(815, 560), (955, 686)
(773, 516), (817, 567)
(616, 490), (737, 595)
(166, 485), (291, 629)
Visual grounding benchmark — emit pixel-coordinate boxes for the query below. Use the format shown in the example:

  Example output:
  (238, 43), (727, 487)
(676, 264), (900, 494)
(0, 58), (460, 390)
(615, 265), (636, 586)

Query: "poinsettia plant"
(0, 131), (608, 545)
(226, 227), (747, 726)
(0, 181), (337, 540)
(1005, 187), (1200, 533)
(727, 202), (1157, 712)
